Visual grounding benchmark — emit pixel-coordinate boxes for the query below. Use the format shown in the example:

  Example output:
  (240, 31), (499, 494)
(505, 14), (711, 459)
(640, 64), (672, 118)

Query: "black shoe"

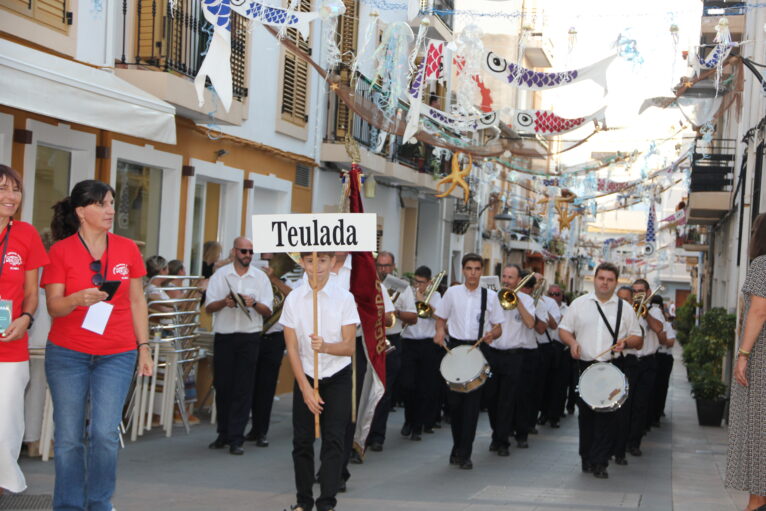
(350, 450), (363, 464)
(255, 436), (269, 447)
(423, 427), (434, 434)
(433, 421), (442, 429)
(581, 460), (593, 473)
(245, 430), (258, 441)
(449, 454), (459, 465)
(615, 456), (628, 466)
(401, 423), (412, 436)
(489, 441), (499, 452)
(287, 506), (306, 511)
(208, 437), (228, 449)
(566, 407), (575, 415)
(410, 432), (422, 441)
(628, 447), (642, 457)
(652, 420), (661, 428)
(459, 459), (473, 470)
(337, 479), (347, 493)
(517, 440), (529, 449)
(537, 416), (548, 426)
(229, 444), (244, 455)
(550, 420), (560, 429)
(529, 427), (538, 435)
(443, 415), (451, 425)
(592, 466), (609, 479)
(369, 442), (383, 452)
(497, 446), (510, 457)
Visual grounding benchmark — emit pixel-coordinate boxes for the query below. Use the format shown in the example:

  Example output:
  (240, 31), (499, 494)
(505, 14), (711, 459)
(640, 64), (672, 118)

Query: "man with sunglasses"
(205, 237), (273, 455)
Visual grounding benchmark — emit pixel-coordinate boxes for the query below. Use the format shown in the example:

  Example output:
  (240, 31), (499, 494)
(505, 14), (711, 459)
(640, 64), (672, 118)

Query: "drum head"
(579, 362), (627, 410)
(440, 344), (487, 383)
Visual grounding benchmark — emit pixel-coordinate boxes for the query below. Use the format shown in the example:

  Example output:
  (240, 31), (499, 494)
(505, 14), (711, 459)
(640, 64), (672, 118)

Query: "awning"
(0, 39), (176, 144)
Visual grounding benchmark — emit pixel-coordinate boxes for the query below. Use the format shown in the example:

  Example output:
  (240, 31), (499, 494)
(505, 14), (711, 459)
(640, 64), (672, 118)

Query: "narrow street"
(16, 347), (745, 511)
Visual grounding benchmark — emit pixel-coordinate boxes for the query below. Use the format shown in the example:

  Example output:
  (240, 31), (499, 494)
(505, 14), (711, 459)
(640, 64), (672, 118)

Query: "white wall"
(415, 198), (443, 274)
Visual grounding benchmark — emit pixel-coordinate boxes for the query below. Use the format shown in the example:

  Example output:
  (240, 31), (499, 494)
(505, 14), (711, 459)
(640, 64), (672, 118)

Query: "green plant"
(684, 307), (736, 401)
(675, 294), (699, 346)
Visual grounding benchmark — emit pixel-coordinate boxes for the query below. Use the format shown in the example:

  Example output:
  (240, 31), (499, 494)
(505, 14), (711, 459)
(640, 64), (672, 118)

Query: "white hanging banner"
(251, 213), (378, 253)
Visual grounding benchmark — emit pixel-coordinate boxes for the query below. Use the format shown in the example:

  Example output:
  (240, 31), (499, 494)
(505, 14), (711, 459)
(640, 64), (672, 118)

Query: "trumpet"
(634, 286), (664, 318)
(415, 270), (446, 319)
(497, 272), (535, 310)
(631, 292), (646, 317)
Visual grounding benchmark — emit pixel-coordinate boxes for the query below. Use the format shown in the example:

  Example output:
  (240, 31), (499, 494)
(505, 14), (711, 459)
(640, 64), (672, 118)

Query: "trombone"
(415, 270), (446, 319)
(532, 277), (547, 306)
(498, 272), (535, 310)
(634, 286), (664, 318)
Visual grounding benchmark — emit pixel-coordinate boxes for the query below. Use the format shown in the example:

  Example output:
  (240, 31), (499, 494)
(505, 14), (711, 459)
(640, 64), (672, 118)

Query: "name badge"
(82, 301), (114, 335)
(0, 299), (12, 334)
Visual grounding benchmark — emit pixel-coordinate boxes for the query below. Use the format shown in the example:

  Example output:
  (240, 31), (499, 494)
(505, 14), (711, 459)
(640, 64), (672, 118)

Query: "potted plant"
(674, 294), (698, 346)
(684, 308), (735, 426)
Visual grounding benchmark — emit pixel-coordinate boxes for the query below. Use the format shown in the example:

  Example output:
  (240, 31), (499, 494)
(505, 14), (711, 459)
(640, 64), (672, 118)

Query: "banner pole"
(312, 251), (320, 439)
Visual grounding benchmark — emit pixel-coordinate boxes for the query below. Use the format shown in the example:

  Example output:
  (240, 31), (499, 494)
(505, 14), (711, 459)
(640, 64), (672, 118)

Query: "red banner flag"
(348, 163), (386, 452)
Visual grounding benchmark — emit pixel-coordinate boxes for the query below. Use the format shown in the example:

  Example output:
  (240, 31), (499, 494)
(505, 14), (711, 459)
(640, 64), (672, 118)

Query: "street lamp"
(494, 207), (514, 232)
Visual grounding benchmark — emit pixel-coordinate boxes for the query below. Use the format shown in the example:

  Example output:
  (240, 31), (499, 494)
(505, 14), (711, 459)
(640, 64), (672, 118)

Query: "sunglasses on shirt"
(89, 260), (105, 286)
(237, 249), (254, 255)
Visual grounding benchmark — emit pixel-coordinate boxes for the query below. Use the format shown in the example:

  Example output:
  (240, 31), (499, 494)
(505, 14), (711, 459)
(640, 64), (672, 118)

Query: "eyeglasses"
(549, 292), (562, 296)
(236, 248), (254, 255)
(414, 279), (429, 285)
(376, 263), (394, 268)
(89, 260), (105, 286)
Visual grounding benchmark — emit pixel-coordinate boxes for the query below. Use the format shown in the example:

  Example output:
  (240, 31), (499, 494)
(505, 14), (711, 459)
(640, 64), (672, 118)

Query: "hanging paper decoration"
(351, 10), (379, 79)
(509, 106), (606, 136)
(449, 25), (485, 116)
(320, 0), (347, 68)
(423, 106), (500, 133)
(693, 18), (735, 92)
(645, 201), (657, 252)
(670, 23), (680, 85)
(482, 51), (615, 93)
(371, 21), (415, 122)
(195, 0), (345, 111)
(661, 209), (686, 226)
(404, 33), (442, 142)
(597, 178), (632, 193)
(435, 153), (472, 203)
(567, 26), (577, 56)
(517, 23), (533, 68)
(615, 34), (643, 65)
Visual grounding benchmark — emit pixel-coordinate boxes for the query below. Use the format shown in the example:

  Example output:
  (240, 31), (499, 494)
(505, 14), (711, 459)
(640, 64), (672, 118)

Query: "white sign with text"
(251, 213), (377, 253)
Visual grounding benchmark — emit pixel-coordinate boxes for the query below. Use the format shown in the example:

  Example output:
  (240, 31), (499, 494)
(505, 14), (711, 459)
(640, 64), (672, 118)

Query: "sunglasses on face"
(549, 292), (561, 296)
(89, 260), (105, 286)
(236, 248), (254, 255)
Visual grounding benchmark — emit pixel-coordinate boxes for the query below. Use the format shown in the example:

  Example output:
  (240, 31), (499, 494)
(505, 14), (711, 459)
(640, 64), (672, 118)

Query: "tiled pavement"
(16, 346), (748, 511)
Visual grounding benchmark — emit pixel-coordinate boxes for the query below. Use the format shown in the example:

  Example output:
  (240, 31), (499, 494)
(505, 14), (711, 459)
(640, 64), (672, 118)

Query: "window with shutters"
(0, 0), (70, 32)
(333, 0), (358, 139)
(280, 0), (313, 127)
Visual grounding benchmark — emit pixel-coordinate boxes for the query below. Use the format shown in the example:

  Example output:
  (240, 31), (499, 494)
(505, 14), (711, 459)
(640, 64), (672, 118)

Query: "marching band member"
(368, 251), (417, 451)
(400, 266), (442, 440)
(434, 253), (503, 470)
(281, 252), (359, 511)
(651, 295), (674, 426)
(613, 285), (639, 466)
(559, 263), (642, 479)
(485, 265), (536, 457)
(624, 279), (667, 457)
(537, 284), (564, 429)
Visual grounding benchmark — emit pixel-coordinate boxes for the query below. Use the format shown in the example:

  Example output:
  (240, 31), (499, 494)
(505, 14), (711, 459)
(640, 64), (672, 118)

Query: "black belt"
(402, 337), (432, 342)
(264, 331), (283, 338)
(488, 346), (524, 354)
(449, 338), (476, 345)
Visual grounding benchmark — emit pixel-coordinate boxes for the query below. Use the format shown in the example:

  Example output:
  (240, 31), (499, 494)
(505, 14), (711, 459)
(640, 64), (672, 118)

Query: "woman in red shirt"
(0, 165), (48, 495)
(42, 180), (152, 511)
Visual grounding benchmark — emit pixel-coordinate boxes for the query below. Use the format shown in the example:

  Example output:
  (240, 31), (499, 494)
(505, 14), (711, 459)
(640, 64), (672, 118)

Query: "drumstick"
(594, 338), (628, 360)
(468, 336), (485, 352)
(441, 342), (452, 354)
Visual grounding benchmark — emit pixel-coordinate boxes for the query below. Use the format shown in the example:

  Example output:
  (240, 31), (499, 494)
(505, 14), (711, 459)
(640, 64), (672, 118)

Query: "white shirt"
(535, 296), (561, 344)
(279, 281), (360, 378)
(387, 284), (417, 335)
(494, 292), (537, 350)
(265, 278), (301, 335)
(559, 292), (642, 362)
(205, 263), (274, 334)
(658, 321), (676, 354)
(634, 306), (664, 357)
(434, 284), (504, 341)
(402, 292), (442, 339)
(546, 297), (563, 343)
(560, 302), (569, 317)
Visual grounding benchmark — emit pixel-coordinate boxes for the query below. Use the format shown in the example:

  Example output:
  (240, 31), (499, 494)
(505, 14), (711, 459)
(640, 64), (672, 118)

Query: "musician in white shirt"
(653, 307), (676, 425)
(434, 253), (503, 470)
(400, 266), (443, 440)
(281, 252), (359, 511)
(484, 265), (536, 457)
(559, 263), (642, 480)
(537, 285), (565, 429)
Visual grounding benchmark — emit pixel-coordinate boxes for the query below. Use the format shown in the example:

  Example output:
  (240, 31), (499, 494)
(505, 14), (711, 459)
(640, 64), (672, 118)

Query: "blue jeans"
(45, 342), (136, 511)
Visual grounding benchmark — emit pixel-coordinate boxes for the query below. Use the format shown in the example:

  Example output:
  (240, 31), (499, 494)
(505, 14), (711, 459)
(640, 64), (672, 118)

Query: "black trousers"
(627, 354), (657, 450)
(576, 360), (619, 467)
(652, 352), (674, 423)
(249, 331), (285, 438)
(368, 334), (402, 445)
(293, 365), (351, 511)
(547, 342), (570, 421)
(446, 339), (483, 460)
(213, 332), (261, 446)
(401, 337), (442, 434)
(514, 348), (538, 441)
(536, 342), (555, 421)
(482, 346), (525, 448)
(613, 355), (639, 459)
(566, 357), (579, 413)
(341, 337), (366, 483)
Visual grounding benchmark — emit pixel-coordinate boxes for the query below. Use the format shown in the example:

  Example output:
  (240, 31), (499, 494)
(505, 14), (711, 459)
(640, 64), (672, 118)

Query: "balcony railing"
(124, 0), (248, 99)
(703, 0), (745, 16)
(690, 139), (735, 193)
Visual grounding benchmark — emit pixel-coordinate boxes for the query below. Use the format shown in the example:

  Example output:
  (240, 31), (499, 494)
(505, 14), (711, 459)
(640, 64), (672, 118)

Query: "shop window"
(32, 145), (71, 235)
(114, 160), (163, 257)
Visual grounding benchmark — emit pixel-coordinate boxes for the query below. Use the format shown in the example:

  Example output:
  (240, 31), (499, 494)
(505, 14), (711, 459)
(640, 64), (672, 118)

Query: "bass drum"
(577, 362), (629, 412)
(440, 344), (490, 393)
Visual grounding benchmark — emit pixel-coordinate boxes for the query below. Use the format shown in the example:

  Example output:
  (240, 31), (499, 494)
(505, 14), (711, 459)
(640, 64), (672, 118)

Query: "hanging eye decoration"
(516, 112), (534, 127)
(486, 52), (508, 73)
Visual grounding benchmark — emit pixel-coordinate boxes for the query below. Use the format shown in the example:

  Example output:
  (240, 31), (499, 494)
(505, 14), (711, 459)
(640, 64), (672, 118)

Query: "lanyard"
(77, 232), (109, 282)
(0, 220), (12, 282)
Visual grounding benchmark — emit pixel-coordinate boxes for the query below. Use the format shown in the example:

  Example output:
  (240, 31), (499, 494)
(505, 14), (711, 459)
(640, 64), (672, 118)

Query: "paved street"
(15, 347), (747, 511)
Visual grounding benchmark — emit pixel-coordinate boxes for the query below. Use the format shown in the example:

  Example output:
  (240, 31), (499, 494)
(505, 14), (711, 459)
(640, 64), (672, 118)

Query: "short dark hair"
(750, 213), (766, 261)
(461, 252), (483, 268)
(0, 165), (23, 193)
(414, 265), (432, 280)
(167, 259), (184, 275)
(650, 294), (664, 306)
(594, 262), (619, 279)
(503, 263), (522, 276)
(520, 270), (536, 289)
(617, 285), (634, 296)
(300, 251), (335, 258)
(633, 278), (650, 291)
(377, 251), (395, 264)
(145, 255), (167, 279)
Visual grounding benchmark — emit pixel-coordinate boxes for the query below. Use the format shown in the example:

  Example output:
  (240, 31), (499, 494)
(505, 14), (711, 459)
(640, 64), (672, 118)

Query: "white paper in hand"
(82, 301), (114, 335)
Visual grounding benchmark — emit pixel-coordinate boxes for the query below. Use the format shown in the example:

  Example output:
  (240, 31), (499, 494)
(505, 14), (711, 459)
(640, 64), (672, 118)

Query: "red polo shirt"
(41, 233), (146, 355)
(0, 221), (49, 362)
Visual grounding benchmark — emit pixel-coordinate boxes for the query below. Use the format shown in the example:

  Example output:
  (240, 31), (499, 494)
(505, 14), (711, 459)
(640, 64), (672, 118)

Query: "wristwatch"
(20, 312), (34, 329)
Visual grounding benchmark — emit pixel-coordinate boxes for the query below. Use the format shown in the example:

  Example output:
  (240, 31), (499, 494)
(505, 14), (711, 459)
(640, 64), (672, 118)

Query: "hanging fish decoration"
(509, 106), (606, 136)
(371, 21), (415, 122)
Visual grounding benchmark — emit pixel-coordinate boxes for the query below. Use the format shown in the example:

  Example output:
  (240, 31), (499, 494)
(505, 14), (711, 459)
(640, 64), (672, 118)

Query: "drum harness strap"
(477, 287), (488, 341)
(595, 299), (623, 354)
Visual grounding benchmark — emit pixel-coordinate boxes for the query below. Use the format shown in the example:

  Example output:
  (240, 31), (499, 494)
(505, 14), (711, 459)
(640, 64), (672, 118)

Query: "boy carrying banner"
(280, 252), (360, 511)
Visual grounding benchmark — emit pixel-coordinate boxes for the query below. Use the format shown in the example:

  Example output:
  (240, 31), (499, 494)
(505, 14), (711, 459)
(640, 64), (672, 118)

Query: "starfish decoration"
(538, 189), (581, 230)
(435, 153), (472, 203)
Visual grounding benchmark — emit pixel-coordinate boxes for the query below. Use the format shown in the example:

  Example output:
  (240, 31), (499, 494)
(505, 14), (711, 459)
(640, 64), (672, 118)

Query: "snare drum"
(577, 362), (629, 412)
(439, 345), (490, 393)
